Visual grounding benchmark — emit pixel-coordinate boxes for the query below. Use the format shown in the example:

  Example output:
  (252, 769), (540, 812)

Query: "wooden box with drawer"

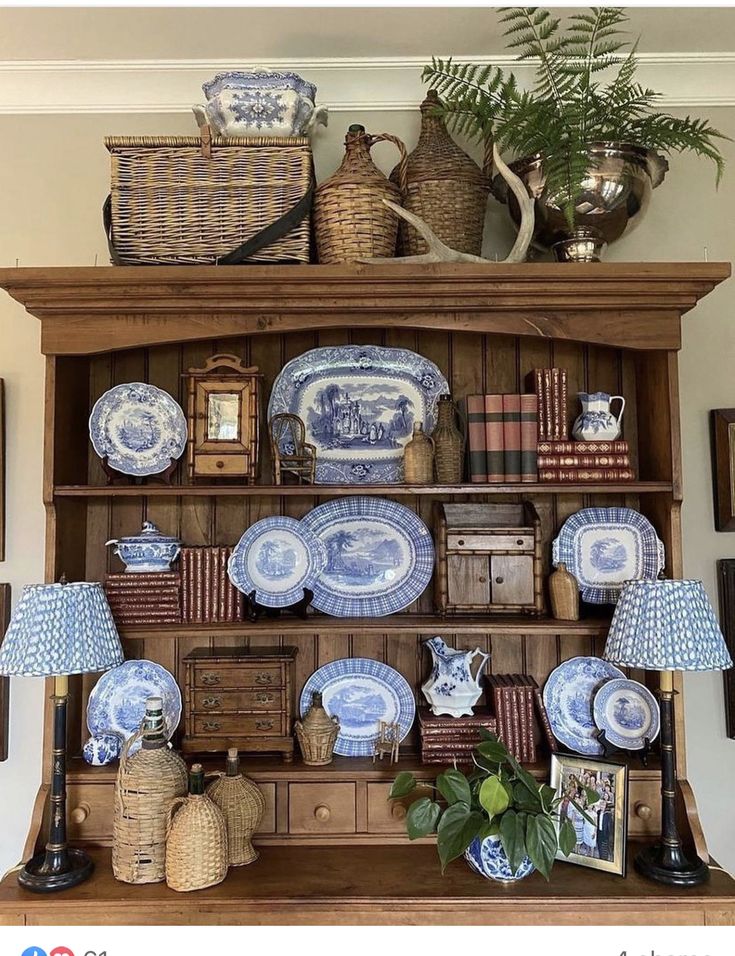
(182, 646), (297, 761)
(434, 502), (544, 615)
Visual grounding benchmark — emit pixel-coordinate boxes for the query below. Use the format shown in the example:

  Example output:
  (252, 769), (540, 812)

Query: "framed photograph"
(711, 408), (735, 531)
(717, 559), (735, 738)
(550, 753), (628, 876)
(0, 583), (9, 761)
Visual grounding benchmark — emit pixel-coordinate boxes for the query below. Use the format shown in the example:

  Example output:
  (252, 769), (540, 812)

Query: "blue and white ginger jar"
(464, 835), (535, 882)
(106, 520), (181, 573)
(83, 732), (123, 766)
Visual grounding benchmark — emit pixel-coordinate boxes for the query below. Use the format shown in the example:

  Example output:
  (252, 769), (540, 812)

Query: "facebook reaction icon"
(21, 948), (48, 956)
(51, 949), (76, 956)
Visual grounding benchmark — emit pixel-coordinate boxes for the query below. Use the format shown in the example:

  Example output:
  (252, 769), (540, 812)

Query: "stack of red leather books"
(419, 707), (498, 764)
(537, 440), (634, 482)
(180, 546), (244, 623)
(485, 674), (558, 761)
(104, 572), (181, 626)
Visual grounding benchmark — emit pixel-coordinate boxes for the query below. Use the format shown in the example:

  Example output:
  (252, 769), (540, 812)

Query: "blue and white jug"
(421, 637), (489, 718)
(572, 391), (625, 441)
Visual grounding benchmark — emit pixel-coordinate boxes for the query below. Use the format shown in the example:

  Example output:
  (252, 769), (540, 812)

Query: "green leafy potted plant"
(423, 6), (729, 260)
(389, 731), (598, 881)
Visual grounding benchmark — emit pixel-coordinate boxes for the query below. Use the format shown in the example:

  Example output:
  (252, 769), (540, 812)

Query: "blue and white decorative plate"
(227, 516), (328, 608)
(267, 345), (449, 483)
(86, 659), (181, 752)
(89, 383), (187, 477)
(299, 496), (434, 617)
(299, 658), (416, 757)
(543, 656), (626, 756)
(593, 678), (660, 750)
(552, 507), (665, 604)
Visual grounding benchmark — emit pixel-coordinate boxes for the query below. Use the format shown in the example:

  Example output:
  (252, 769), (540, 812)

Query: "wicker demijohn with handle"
(432, 394), (465, 483)
(207, 749), (265, 866)
(294, 691), (340, 765)
(112, 697), (188, 885)
(165, 763), (228, 892)
(391, 91), (489, 257)
(403, 423), (435, 484)
(314, 125), (408, 263)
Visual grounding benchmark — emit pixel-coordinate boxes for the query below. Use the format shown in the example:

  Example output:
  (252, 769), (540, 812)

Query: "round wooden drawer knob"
(495, 576), (504, 585)
(216, 460), (225, 469)
(391, 803), (407, 821)
(314, 804), (331, 822)
(635, 802), (652, 821)
(71, 803), (90, 825)
(478, 576), (487, 584)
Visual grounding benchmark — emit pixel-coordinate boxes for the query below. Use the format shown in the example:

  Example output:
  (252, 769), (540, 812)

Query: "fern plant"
(423, 7), (728, 226)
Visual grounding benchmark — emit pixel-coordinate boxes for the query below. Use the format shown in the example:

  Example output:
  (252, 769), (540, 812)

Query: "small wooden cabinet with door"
(434, 502), (544, 615)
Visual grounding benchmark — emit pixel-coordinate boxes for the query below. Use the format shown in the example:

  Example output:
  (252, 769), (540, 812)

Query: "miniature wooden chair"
(269, 413), (317, 485)
(373, 721), (400, 763)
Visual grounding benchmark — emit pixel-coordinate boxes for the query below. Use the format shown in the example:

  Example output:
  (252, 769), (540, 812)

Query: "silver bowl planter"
(492, 142), (668, 261)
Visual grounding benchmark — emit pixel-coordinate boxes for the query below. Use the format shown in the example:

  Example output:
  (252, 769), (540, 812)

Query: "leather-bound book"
(466, 394), (487, 483)
(537, 453), (631, 468)
(502, 395), (522, 483)
(511, 676), (530, 762)
(539, 467), (634, 482)
(525, 370), (547, 440)
(537, 440), (629, 455)
(519, 394), (538, 483)
(533, 684), (558, 754)
(484, 394), (505, 483)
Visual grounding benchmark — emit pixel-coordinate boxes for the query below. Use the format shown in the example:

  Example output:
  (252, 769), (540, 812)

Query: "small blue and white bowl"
(465, 835), (535, 883)
(106, 520), (181, 573)
(83, 732), (123, 766)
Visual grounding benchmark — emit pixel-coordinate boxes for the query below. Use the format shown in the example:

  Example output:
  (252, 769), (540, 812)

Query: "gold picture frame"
(550, 753), (628, 876)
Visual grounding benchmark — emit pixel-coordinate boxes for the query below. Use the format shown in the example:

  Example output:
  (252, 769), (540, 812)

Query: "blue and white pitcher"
(421, 637), (489, 718)
(572, 391), (625, 441)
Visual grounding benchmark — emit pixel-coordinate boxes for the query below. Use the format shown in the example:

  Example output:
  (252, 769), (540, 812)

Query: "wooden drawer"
(192, 689), (281, 713)
(366, 782), (433, 834)
(288, 783), (356, 834)
(67, 783), (114, 844)
(447, 533), (534, 552)
(192, 714), (285, 736)
(193, 665), (283, 689)
(194, 454), (248, 476)
(628, 776), (662, 837)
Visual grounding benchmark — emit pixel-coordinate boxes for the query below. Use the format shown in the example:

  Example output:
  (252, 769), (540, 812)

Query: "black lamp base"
(634, 843), (709, 888)
(18, 848), (95, 894)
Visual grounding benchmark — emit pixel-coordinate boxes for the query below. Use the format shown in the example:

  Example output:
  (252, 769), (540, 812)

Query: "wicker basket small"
(165, 764), (229, 892)
(207, 749), (265, 866)
(112, 708), (188, 885)
(433, 394), (465, 484)
(314, 125), (407, 263)
(391, 91), (489, 257)
(294, 692), (340, 765)
(403, 423), (435, 484)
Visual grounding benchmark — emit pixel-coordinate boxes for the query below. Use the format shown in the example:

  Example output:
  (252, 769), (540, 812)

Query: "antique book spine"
(192, 548), (203, 624)
(484, 394), (505, 483)
(541, 369), (553, 442)
(466, 394), (487, 483)
(519, 394), (538, 483)
(550, 368), (560, 441)
(539, 467), (635, 482)
(519, 676), (537, 764)
(108, 598), (181, 610)
(502, 394), (521, 483)
(188, 548), (197, 624)
(559, 368), (569, 440)
(511, 676), (530, 762)
(525, 369), (546, 440)
(504, 680), (523, 761)
(112, 613), (180, 625)
(537, 454), (631, 468)
(421, 739), (487, 751)
(493, 676), (516, 758)
(487, 677), (507, 749)
(421, 714), (497, 730)
(217, 548), (228, 622)
(206, 548), (215, 623)
(180, 549), (189, 622)
(537, 440), (629, 455)
(104, 572), (180, 584)
(533, 686), (558, 753)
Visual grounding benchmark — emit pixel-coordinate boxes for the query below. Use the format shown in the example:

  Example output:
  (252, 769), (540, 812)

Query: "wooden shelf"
(118, 614), (611, 641)
(54, 481), (673, 498)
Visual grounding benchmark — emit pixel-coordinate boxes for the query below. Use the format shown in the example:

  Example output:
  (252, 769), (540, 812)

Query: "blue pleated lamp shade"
(0, 582), (124, 677)
(603, 579), (733, 671)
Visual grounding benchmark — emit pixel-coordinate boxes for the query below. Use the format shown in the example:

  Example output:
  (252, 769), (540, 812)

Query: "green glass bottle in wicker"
(112, 696), (188, 885)
(165, 763), (228, 892)
(432, 394), (465, 483)
(207, 748), (266, 867)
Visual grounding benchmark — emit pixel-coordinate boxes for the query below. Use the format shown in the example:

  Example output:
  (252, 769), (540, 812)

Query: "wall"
(0, 108), (734, 876)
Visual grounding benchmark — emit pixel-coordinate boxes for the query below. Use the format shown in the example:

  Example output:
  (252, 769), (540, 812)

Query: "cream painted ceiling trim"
(1, 53), (734, 113)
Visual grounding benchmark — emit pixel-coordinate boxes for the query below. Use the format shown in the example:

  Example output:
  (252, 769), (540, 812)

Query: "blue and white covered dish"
(106, 521), (181, 573)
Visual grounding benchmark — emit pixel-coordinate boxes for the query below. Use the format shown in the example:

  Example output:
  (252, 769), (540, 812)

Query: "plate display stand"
(596, 729), (652, 767)
(244, 587), (313, 622)
(101, 455), (177, 486)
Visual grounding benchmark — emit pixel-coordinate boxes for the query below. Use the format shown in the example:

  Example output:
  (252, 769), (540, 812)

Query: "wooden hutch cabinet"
(1, 262), (734, 925)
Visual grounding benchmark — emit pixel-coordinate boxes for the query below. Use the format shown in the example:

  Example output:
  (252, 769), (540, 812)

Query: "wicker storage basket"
(207, 749), (265, 866)
(390, 91), (489, 257)
(112, 727), (188, 885)
(166, 764), (229, 892)
(314, 125), (407, 263)
(105, 132), (314, 265)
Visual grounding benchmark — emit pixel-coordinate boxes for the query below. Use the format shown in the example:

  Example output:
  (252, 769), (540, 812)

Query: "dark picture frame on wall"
(717, 559), (735, 739)
(711, 408), (735, 531)
(0, 583), (9, 761)
(0, 378), (4, 561)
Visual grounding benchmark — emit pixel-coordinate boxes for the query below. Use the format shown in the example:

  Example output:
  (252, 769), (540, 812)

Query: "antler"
(360, 141), (534, 265)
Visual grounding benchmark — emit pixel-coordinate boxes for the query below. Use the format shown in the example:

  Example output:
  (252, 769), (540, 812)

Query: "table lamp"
(0, 580), (123, 892)
(603, 578), (733, 887)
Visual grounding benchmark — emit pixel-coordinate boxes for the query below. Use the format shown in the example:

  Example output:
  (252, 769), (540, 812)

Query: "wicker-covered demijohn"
(390, 90), (490, 257)
(112, 697), (188, 885)
(207, 749), (265, 866)
(294, 691), (340, 765)
(403, 423), (435, 484)
(165, 763), (228, 892)
(432, 394), (465, 484)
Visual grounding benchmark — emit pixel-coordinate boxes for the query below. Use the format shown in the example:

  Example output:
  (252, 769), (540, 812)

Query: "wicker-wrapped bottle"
(112, 696), (188, 885)
(403, 423), (435, 484)
(391, 90), (489, 256)
(432, 394), (465, 483)
(165, 763), (228, 892)
(294, 691), (340, 765)
(314, 124), (407, 263)
(206, 748), (265, 867)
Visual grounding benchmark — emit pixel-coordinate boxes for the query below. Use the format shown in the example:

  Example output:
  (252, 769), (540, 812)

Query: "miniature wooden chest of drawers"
(183, 646), (297, 761)
(434, 502), (544, 615)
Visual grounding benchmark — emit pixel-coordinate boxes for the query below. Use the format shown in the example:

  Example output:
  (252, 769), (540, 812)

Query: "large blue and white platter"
(87, 659), (181, 752)
(227, 516), (327, 608)
(552, 507), (665, 604)
(593, 677), (660, 751)
(543, 656), (626, 756)
(267, 345), (449, 484)
(300, 658), (416, 757)
(89, 383), (187, 477)
(299, 496), (434, 617)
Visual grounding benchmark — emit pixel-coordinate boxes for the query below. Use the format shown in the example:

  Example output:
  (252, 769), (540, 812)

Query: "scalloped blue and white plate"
(300, 658), (415, 757)
(267, 345), (449, 483)
(543, 656), (625, 756)
(299, 496), (434, 617)
(89, 383), (187, 476)
(227, 516), (327, 608)
(593, 678), (660, 750)
(552, 507), (665, 604)
(86, 659), (181, 752)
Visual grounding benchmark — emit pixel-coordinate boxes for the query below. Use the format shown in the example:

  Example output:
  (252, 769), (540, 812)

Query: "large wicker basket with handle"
(105, 130), (314, 265)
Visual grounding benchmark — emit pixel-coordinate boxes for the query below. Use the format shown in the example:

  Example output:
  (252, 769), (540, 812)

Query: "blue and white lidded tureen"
(106, 521), (181, 573)
(193, 68), (328, 138)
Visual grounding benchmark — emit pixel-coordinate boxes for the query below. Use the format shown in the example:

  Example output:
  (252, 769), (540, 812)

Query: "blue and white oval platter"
(543, 656), (625, 756)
